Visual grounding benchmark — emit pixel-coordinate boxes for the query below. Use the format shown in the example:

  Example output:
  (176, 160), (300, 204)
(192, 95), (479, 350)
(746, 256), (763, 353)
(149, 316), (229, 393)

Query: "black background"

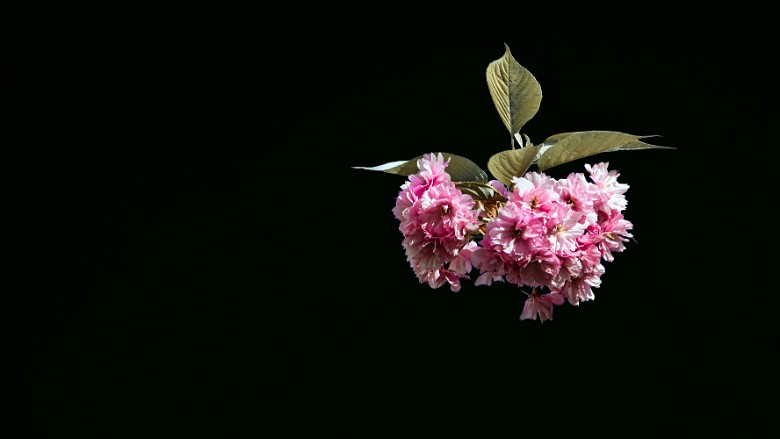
(8, 5), (778, 437)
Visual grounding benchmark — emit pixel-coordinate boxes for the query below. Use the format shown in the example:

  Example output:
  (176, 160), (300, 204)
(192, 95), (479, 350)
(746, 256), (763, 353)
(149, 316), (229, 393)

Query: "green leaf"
(486, 44), (542, 139)
(536, 131), (675, 171)
(455, 181), (506, 203)
(486, 144), (543, 186)
(353, 152), (488, 183)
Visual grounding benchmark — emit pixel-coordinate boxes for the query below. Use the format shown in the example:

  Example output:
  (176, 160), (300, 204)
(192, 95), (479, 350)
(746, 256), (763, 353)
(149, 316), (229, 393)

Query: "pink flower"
(392, 153), (453, 224)
(408, 153), (452, 198)
(595, 212), (633, 262)
(472, 247), (508, 286)
(394, 153), (481, 292)
(552, 245), (605, 305)
(556, 172), (597, 224)
(585, 162), (630, 214)
(472, 197), (548, 288)
(518, 250), (562, 288)
(449, 241), (478, 275)
(511, 172), (559, 213)
(489, 200), (546, 259)
(422, 241), (480, 293)
(520, 291), (565, 322)
(579, 211), (633, 263)
(410, 266), (469, 292)
(546, 203), (585, 254)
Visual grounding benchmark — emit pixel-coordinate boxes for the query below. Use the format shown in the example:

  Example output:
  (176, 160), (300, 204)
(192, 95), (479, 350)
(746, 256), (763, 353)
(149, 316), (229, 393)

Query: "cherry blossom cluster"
(392, 153), (634, 321)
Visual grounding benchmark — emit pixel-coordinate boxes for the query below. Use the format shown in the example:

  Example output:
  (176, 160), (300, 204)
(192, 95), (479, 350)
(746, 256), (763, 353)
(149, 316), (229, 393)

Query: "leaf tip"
(641, 135), (677, 150)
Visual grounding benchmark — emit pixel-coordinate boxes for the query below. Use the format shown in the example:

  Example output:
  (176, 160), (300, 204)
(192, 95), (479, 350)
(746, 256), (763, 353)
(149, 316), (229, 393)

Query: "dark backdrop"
(8, 5), (777, 437)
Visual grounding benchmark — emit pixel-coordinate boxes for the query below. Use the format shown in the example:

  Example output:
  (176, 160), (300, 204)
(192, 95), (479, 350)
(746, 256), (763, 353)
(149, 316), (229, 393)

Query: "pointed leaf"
(536, 131), (675, 171)
(353, 152), (488, 182)
(486, 44), (542, 137)
(352, 159), (419, 176)
(487, 144), (543, 186)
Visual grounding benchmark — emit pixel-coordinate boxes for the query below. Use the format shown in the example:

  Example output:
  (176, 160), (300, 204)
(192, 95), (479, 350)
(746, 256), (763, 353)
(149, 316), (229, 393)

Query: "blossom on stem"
(393, 159), (633, 320)
(393, 153), (481, 292)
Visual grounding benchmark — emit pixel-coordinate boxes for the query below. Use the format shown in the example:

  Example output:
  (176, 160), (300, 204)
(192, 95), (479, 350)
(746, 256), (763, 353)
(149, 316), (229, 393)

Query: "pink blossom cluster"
(393, 153), (634, 322)
(392, 153), (481, 292)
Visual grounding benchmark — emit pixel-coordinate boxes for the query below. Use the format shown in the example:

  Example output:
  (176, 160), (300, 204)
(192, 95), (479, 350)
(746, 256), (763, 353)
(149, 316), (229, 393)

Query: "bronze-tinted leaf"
(536, 131), (675, 171)
(353, 152), (488, 182)
(455, 181), (506, 203)
(486, 44), (542, 138)
(486, 144), (543, 186)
